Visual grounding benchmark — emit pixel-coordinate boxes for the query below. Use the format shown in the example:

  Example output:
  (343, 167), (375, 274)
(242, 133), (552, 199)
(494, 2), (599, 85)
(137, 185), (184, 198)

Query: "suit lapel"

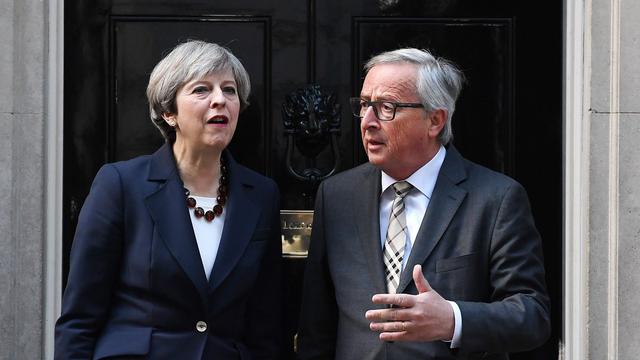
(208, 155), (260, 292)
(144, 144), (209, 304)
(353, 164), (387, 294)
(397, 146), (468, 293)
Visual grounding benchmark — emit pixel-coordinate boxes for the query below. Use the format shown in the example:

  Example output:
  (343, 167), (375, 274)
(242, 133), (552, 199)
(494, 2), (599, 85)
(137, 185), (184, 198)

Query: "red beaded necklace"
(184, 158), (228, 222)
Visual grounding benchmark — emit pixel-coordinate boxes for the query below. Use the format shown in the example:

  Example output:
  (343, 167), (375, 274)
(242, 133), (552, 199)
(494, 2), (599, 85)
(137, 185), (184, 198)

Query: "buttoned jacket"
(55, 143), (282, 359)
(298, 146), (550, 359)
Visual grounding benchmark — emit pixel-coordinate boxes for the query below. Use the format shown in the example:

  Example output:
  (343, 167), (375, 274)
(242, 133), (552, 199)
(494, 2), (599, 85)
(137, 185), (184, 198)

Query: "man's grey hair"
(364, 48), (464, 145)
(146, 40), (251, 142)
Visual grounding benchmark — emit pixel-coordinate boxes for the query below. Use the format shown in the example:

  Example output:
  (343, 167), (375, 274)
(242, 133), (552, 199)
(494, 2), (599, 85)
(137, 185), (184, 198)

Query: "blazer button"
(196, 321), (208, 333)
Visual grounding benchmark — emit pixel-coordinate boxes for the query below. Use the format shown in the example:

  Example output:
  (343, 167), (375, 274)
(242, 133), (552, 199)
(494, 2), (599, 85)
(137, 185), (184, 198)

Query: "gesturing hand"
(365, 264), (455, 342)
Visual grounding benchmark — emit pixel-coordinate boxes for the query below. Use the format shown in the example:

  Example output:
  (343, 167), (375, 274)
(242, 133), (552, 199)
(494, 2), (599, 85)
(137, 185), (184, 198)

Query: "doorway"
(63, 1), (563, 358)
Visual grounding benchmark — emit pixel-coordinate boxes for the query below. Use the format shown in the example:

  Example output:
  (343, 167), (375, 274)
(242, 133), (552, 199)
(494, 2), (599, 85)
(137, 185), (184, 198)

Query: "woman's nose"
(209, 88), (226, 108)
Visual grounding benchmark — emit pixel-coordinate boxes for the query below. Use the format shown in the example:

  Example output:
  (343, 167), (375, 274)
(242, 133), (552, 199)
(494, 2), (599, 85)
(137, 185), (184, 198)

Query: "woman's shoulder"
(101, 154), (154, 177)
(232, 162), (278, 191)
(225, 151), (277, 191)
(90, 154), (155, 191)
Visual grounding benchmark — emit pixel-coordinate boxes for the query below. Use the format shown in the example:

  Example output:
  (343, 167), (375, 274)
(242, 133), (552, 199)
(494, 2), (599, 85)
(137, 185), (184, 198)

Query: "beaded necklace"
(184, 158), (228, 222)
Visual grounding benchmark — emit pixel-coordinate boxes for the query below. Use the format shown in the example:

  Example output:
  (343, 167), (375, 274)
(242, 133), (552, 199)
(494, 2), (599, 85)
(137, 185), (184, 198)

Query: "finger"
(413, 264), (432, 293)
(370, 320), (411, 332)
(371, 293), (415, 307)
(379, 331), (411, 342)
(365, 308), (411, 322)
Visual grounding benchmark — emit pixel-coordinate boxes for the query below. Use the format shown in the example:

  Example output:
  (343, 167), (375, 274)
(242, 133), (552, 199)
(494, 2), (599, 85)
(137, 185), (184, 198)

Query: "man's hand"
(365, 264), (455, 342)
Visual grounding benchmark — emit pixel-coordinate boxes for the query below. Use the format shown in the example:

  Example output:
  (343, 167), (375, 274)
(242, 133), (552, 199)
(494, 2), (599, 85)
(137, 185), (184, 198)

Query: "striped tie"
(383, 181), (413, 294)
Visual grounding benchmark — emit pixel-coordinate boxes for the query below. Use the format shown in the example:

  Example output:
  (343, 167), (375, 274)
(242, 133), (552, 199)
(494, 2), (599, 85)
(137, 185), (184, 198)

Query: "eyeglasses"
(349, 97), (424, 121)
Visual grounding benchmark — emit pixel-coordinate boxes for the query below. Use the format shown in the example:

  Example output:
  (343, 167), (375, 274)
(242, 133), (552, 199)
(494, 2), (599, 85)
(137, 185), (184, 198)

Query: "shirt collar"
(381, 145), (446, 200)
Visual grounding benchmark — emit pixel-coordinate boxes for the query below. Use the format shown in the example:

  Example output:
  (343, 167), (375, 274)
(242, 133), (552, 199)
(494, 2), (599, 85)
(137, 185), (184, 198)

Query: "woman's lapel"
(144, 144), (209, 304)
(208, 154), (261, 292)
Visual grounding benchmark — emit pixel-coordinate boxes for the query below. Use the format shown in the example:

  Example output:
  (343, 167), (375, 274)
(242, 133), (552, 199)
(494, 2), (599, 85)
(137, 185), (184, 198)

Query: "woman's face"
(165, 68), (240, 153)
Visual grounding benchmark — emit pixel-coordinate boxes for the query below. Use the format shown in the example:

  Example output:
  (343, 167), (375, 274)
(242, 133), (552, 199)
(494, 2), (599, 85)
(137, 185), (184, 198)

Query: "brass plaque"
(281, 210), (313, 258)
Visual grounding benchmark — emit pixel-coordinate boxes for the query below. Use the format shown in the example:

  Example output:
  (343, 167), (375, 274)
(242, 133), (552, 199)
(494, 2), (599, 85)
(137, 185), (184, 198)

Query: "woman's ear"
(162, 113), (177, 127)
(427, 109), (447, 138)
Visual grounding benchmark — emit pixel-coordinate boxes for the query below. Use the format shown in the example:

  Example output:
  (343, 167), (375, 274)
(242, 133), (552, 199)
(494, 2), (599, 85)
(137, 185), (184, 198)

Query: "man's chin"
(366, 154), (386, 167)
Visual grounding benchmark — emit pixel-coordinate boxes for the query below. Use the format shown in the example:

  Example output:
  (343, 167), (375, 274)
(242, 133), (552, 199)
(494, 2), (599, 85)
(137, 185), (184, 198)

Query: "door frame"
(44, 0), (64, 357)
(44, 0), (590, 358)
(563, 0), (589, 359)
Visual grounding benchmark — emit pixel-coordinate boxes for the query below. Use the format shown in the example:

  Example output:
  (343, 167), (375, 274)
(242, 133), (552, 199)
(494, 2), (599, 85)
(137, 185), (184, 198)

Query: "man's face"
(359, 63), (443, 180)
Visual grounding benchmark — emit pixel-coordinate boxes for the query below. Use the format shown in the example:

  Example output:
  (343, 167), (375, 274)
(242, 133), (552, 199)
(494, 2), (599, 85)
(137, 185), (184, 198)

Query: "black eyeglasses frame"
(349, 97), (425, 121)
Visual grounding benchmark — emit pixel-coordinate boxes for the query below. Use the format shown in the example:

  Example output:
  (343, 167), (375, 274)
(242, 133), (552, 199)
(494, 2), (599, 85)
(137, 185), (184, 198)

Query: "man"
(297, 48), (550, 359)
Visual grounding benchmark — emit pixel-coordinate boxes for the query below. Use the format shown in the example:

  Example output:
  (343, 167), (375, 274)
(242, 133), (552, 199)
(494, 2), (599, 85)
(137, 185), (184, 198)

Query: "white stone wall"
(589, 0), (640, 358)
(0, 0), (47, 358)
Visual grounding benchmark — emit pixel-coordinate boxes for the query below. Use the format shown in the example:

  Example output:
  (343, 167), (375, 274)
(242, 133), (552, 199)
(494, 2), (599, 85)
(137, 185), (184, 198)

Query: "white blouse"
(187, 195), (226, 280)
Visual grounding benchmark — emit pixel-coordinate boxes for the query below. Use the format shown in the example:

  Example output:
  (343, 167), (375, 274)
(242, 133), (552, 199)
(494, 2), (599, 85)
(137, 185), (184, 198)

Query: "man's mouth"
(207, 115), (229, 124)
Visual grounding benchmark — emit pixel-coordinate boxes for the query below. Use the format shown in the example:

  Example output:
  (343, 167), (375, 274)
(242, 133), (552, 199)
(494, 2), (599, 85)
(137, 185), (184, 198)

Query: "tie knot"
(392, 181), (413, 198)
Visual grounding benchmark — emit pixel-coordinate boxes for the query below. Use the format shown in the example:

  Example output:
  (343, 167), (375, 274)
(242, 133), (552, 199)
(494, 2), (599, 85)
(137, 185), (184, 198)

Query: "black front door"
(64, 1), (562, 358)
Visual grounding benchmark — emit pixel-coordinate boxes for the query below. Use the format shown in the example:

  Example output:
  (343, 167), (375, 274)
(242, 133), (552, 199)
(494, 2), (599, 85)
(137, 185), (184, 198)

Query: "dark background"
(64, 0), (562, 358)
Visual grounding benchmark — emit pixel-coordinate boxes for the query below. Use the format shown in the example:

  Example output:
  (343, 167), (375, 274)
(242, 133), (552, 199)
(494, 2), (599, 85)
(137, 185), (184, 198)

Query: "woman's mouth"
(207, 115), (229, 125)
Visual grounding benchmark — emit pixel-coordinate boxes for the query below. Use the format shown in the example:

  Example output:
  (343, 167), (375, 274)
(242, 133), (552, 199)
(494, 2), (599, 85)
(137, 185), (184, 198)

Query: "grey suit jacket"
(297, 146), (550, 360)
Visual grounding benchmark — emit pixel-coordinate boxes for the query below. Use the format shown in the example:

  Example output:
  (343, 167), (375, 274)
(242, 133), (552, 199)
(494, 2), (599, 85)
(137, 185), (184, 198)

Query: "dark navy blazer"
(55, 144), (282, 359)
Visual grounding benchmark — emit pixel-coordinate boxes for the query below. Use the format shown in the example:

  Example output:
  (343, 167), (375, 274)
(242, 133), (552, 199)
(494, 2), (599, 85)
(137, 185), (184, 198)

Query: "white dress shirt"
(378, 145), (462, 347)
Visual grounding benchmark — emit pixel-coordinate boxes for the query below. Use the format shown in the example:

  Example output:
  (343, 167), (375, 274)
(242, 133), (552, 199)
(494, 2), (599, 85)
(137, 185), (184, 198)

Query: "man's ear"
(428, 109), (447, 138)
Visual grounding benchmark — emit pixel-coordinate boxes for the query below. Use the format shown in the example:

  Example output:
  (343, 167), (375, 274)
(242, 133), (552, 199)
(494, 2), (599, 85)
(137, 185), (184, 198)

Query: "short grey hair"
(364, 48), (464, 145)
(146, 40), (251, 142)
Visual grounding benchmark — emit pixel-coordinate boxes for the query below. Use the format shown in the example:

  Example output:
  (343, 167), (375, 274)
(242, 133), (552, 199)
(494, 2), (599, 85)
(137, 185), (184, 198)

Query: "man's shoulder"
(456, 155), (523, 195)
(321, 162), (378, 189)
(440, 146), (519, 192)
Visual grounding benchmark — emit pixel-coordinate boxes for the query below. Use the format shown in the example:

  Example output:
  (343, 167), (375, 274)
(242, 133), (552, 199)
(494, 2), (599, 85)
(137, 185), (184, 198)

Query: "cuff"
(445, 300), (462, 348)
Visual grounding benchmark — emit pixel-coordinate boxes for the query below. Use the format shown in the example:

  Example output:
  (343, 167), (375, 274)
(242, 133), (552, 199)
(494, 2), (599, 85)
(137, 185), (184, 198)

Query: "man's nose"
(361, 106), (380, 128)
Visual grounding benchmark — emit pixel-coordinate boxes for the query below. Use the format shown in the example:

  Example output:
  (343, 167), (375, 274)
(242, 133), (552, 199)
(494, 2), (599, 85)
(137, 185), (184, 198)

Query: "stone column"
(0, 0), (48, 358)
(588, 0), (640, 358)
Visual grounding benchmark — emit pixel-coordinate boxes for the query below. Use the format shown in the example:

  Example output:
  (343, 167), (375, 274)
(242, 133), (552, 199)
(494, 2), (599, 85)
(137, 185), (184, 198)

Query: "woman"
(55, 40), (282, 359)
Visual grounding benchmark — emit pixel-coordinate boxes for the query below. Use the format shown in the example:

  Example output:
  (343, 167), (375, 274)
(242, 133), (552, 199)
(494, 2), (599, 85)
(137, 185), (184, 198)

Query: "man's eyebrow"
(362, 96), (397, 102)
